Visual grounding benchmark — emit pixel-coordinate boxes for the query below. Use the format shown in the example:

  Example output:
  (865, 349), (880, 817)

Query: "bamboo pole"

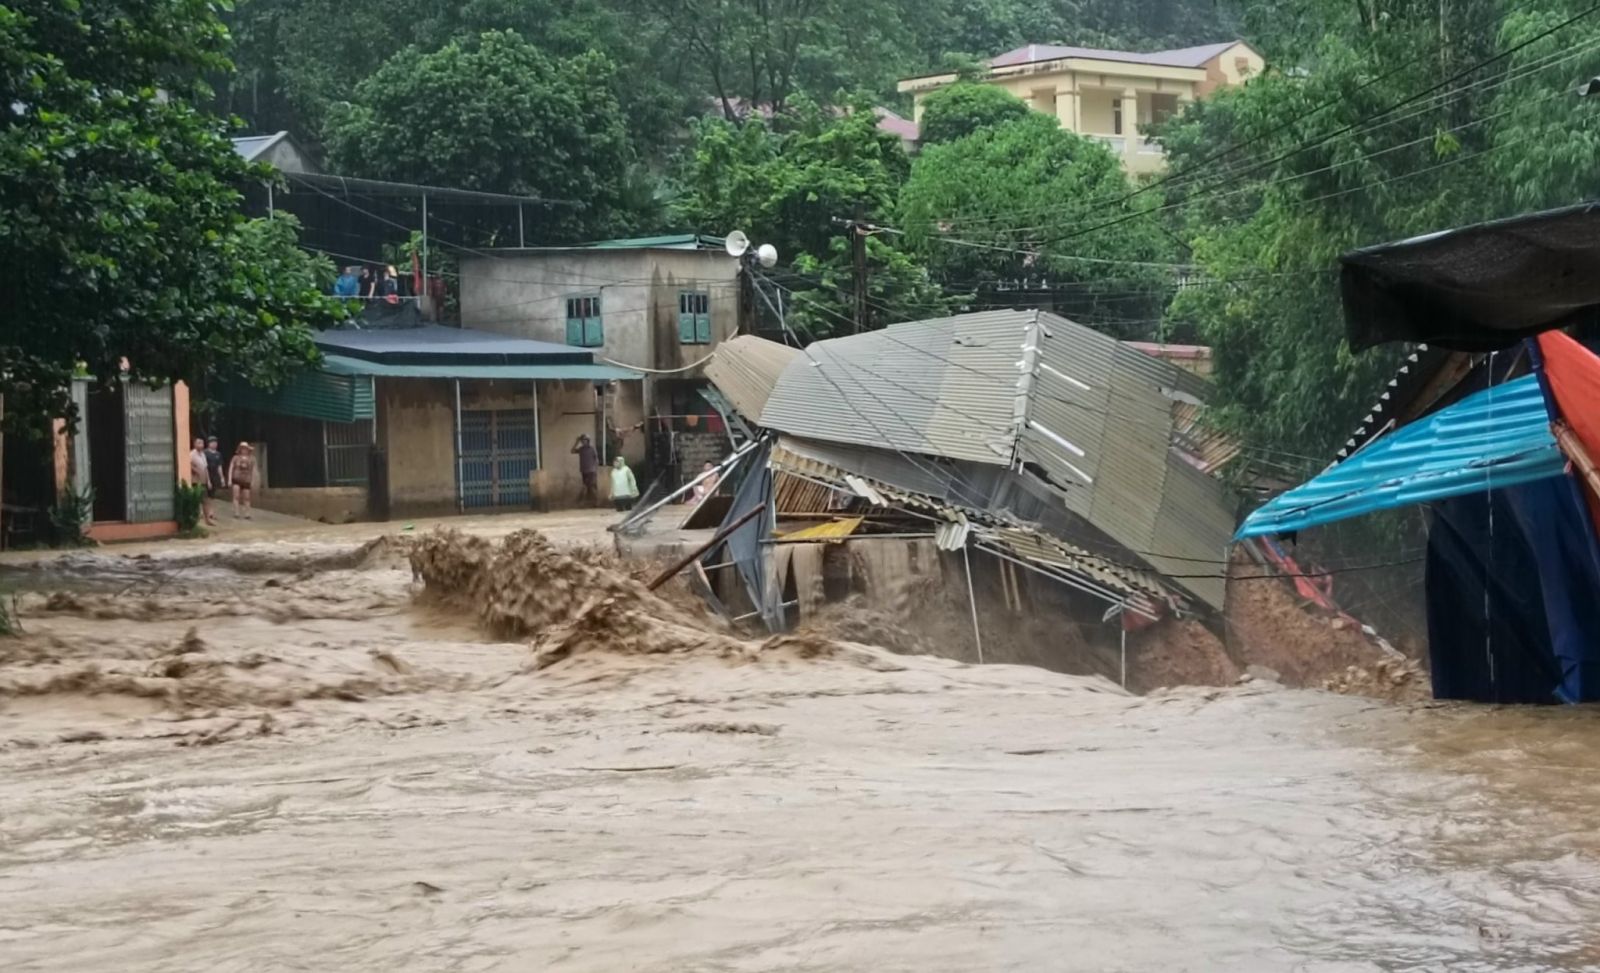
(1553, 421), (1600, 497)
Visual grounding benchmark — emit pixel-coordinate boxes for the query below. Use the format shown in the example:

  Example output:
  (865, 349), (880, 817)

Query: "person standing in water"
(609, 455), (639, 512)
(188, 438), (216, 525)
(228, 442), (257, 519)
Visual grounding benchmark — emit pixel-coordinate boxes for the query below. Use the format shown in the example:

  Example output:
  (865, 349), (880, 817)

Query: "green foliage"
(48, 486), (95, 548)
(322, 31), (633, 240)
(0, 0), (343, 433)
(1158, 0), (1600, 457)
(899, 114), (1175, 337)
(175, 482), (207, 533)
(673, 101), (956, 334)
(917, 83), (1031, 144)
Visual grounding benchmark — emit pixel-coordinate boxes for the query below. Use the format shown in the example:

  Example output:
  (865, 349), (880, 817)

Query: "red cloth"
(1537, 331), (1600, 526)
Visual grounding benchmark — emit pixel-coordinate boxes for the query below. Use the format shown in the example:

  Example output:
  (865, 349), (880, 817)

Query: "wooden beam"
(1553, 420), (1600, 497)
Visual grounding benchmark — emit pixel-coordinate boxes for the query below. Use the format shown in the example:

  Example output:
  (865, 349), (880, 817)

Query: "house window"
(1112, 100), (1123, 135)
(678, 291), (711, 344)
(565, 295), (603, 347)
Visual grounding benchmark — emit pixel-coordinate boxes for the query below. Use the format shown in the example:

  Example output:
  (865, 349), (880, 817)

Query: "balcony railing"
(1137, 136), (1165, 155)
(1087, 134), (1126, 154)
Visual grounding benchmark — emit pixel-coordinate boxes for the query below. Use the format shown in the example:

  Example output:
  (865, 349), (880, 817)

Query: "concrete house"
(458, 235), (747, 491)
(222, 325), (640, 521)
(898, 40), (1264, 174)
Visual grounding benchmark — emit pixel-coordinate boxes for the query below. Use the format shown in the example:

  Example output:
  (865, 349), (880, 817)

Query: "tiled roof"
(987, 40), (1242, 70)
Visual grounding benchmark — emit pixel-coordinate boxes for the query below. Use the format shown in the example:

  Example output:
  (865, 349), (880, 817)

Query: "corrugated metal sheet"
(1024, 319), (1236, 610)
(223, 368), (377, 422)
(704, 336), (800, 422)
(321, 354), (639, 381)
(760, 310), (1238, 611)
(1237, 374), (1563, 539)
(769, 439), (1174, 607)
(759, 310), (1035, 466)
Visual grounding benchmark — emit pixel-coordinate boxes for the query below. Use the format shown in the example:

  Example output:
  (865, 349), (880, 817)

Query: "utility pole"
(833, 217), (883, 334)
(851, 223), (868, 334)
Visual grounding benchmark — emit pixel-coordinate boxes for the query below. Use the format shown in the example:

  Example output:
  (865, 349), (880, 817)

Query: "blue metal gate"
(459, 409), (537, 509)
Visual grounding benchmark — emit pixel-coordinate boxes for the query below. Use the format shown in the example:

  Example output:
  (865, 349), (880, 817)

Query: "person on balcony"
(334, 266), (359, 298)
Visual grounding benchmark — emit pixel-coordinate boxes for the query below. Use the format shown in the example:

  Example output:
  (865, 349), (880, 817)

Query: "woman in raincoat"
(609, 455), (639, 512)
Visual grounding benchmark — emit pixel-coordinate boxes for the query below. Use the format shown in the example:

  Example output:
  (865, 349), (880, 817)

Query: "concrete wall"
(534, 379), (647, 506)
(377, 378), (458, 518)
(1199, 43), (1264, 97)
(457, 247), (742, 417)
(374, 375), (643, 515)
(256, 486), (367, 523)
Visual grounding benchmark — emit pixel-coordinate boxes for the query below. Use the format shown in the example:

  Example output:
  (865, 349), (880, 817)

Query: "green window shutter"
(567, 295), (601, 346)
(678, 292), (697, 342)
(695, 304), (711, 343)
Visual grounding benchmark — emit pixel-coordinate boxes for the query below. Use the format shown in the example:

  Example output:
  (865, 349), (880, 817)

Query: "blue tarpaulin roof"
(1236, 374), (1566, 538)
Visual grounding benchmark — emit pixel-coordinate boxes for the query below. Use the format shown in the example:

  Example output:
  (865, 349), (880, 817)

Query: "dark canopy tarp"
(1342, 202), (1600, 352)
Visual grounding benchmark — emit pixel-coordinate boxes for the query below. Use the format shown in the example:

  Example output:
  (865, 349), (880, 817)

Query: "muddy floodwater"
(1, 522), (1599, 971)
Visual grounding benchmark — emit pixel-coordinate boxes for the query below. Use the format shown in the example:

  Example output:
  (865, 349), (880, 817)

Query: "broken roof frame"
(768, 438), (1167, 620)
(751, 310), (1237, 610)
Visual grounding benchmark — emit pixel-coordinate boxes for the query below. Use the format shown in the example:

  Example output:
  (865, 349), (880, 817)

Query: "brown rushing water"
(0, 532), (1598, 972)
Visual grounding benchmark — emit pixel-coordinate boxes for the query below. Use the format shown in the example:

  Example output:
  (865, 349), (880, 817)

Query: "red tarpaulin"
(1536, 331), (1600, 527)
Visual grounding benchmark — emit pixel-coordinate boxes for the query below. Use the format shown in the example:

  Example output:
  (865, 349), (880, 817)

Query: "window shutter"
(586, 297), (604, 347)
(697, 294), (712, 343)
(678, 292), (697, 343)
(565, 298), (582, 345)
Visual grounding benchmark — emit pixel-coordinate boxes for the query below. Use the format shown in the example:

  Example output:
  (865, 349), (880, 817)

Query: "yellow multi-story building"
(898, 41), (1263, 173)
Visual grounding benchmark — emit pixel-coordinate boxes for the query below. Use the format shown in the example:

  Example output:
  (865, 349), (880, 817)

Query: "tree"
(1159, 0), (1600, 457)
(917, 82), (1030, 144)
(898, 113), (1175, 337)
(220, 0), (688, 161)
(0, 0), (342, 432)
(322, 31), (633, 241)
(672, 100), (954, 334)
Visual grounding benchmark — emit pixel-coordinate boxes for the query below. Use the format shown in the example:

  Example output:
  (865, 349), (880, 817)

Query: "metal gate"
(324, 419), (373, 485)
(459, 409), (538, 509)
(124, 381), (176, 522)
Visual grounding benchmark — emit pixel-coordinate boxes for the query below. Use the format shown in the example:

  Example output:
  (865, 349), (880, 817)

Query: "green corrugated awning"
(222, 368), (375, 423)
(320, 354), (642, 381)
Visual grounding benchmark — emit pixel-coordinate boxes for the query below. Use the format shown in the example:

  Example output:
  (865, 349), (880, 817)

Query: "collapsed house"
(626, 311), (1247, 676)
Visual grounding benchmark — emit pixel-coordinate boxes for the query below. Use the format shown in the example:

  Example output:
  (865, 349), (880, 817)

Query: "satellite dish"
(725, 230), (751, 258)
(756, 243), (779, 268)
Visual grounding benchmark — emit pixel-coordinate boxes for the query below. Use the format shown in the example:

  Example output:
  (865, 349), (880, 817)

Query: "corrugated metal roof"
(704, 336), (801, 421)
(484, 235), (729, 253)
(1024, 316), (1236, 610)
(316, 325), (589, 365)
(321, 354), (639, 381)
(1236, 374), (1564, 539)
(222, 368), (375, 423)
(759, 310), (1036, 465)
(762, 310), (1239, 610)
(231, 132), (289, 162)
(769, 438), (1174, 610)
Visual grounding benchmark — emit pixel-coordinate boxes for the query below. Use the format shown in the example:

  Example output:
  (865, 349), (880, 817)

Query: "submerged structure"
(623, 310), (1253, 679)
